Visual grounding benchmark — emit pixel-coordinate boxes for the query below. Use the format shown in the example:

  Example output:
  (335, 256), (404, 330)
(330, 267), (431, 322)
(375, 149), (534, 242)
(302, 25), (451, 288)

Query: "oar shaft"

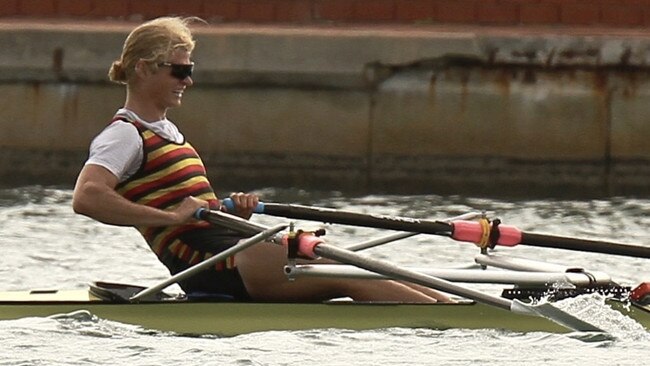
(262, 203), (452, 234)
(313, 243), (512, 310)
(345, 212), (482, 251)
(307, 242), (602, 332)
(521, 232), (650, 259)
(198, 209), (269, 237)
(223, 199), (650, 259)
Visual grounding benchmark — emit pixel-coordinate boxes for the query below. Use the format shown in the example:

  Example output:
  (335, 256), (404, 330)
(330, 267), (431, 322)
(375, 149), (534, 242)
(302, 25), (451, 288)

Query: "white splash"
(552, 293), (650, 340)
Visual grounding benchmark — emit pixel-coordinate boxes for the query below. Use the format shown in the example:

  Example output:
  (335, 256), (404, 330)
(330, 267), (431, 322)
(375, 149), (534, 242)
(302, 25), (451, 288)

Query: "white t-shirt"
(85, 108), (185, 182)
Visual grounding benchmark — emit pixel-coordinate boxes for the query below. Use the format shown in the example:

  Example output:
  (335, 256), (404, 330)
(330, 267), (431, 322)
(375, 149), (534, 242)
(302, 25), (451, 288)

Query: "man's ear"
(134, 60), (150, 79)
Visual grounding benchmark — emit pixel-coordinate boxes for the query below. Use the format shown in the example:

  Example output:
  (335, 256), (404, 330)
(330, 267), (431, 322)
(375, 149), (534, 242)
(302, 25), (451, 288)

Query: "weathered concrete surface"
(1, 21), (650, 197)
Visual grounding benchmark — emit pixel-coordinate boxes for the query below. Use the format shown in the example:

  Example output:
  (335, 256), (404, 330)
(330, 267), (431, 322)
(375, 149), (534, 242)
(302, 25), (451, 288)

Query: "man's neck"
(124, 95), (166, 122)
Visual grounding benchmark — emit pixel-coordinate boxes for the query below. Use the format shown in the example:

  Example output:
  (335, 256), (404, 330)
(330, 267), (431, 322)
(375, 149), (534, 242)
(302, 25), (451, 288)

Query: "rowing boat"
(1, 249), (648, 336)
(1, 202), (648, 336)
(0, 280), (647, 336)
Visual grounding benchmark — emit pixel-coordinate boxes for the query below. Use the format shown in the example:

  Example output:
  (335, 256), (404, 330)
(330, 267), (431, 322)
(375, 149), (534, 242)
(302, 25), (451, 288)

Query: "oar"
(310, 243), (603, 332)
(222, 199), (650, 259)
(202, 208), (603, 333)
(345, 211), (482, 251)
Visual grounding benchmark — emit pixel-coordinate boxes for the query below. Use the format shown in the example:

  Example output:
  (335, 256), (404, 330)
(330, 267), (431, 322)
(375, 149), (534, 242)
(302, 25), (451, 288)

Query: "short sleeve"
(85, 122), (143, 182)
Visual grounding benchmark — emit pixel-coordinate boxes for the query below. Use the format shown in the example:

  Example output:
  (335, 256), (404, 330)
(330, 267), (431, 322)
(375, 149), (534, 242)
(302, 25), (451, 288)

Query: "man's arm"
(72, 164), (207, 227)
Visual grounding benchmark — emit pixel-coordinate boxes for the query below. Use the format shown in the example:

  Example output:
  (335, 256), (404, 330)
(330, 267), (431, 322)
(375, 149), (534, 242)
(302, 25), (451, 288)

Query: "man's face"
(146, 48), (194, 111)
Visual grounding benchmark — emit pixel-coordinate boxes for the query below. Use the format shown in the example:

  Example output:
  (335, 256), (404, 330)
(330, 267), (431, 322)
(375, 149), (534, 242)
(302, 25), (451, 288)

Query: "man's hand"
(225, 192), (259, 219)
(171, 196), (211, 225)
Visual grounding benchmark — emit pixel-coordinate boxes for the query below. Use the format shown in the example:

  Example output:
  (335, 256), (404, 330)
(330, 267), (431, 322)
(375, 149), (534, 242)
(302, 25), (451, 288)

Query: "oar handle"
(222, 198), (265, 214)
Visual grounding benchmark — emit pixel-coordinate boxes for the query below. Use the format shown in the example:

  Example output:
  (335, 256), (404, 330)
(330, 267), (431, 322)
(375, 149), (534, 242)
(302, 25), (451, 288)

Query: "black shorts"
(165, 227), (252, 301)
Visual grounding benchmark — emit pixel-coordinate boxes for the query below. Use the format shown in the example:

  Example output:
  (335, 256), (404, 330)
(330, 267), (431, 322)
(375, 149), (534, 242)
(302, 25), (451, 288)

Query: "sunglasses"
(157, 62), (194, 80)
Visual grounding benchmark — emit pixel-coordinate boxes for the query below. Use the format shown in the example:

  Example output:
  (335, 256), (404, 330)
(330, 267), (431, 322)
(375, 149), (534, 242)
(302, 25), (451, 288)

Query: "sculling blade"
(511, 299), (604, 333)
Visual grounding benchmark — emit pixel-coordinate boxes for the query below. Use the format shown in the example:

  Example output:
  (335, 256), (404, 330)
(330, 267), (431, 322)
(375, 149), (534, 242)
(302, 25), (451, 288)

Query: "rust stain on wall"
(494, 68), (511, 96)
(62, 85), (79, 123)
(52, 47), (64, 77)
(30, 82), (41, 126)
(592, 71), (608, 97)
(428, 72), (437, 108)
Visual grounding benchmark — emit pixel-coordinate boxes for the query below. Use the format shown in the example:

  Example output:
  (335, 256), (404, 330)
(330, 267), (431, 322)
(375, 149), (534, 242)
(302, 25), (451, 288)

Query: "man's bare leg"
(236, 242), (447, 303)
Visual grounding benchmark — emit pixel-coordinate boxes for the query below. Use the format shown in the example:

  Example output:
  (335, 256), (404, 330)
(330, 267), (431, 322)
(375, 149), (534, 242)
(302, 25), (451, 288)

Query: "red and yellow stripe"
(115, 120), (234, 271)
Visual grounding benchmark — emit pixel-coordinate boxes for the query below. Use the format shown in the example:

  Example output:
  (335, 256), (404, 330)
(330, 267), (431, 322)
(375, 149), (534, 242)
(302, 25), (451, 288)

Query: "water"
(1, 185), (649, 365)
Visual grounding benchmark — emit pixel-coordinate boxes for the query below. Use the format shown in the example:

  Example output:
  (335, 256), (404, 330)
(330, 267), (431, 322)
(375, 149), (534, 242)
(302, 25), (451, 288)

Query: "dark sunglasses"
(157, 62), (194, 80)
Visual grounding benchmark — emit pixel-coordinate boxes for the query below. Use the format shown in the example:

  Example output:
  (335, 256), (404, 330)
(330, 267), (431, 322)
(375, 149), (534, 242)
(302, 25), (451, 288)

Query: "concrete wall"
(1, 20), (650, 197)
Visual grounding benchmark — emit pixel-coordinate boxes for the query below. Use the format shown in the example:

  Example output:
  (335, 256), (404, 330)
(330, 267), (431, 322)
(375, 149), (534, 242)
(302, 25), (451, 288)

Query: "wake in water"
(46, 310), (167, 338)
(551, 293), (650, 341)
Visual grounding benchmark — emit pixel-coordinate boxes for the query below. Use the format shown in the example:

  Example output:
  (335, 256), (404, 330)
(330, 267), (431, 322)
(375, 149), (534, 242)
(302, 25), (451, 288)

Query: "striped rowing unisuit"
(114, 118), (235, 271)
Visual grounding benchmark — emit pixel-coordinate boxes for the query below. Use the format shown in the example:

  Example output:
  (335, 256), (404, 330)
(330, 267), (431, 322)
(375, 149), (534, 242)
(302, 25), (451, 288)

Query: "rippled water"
(1, 186), (649, 365)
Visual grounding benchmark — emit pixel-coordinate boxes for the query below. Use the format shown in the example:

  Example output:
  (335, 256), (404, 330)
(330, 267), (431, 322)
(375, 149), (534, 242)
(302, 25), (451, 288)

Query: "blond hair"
(108, 17), (199, 84)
